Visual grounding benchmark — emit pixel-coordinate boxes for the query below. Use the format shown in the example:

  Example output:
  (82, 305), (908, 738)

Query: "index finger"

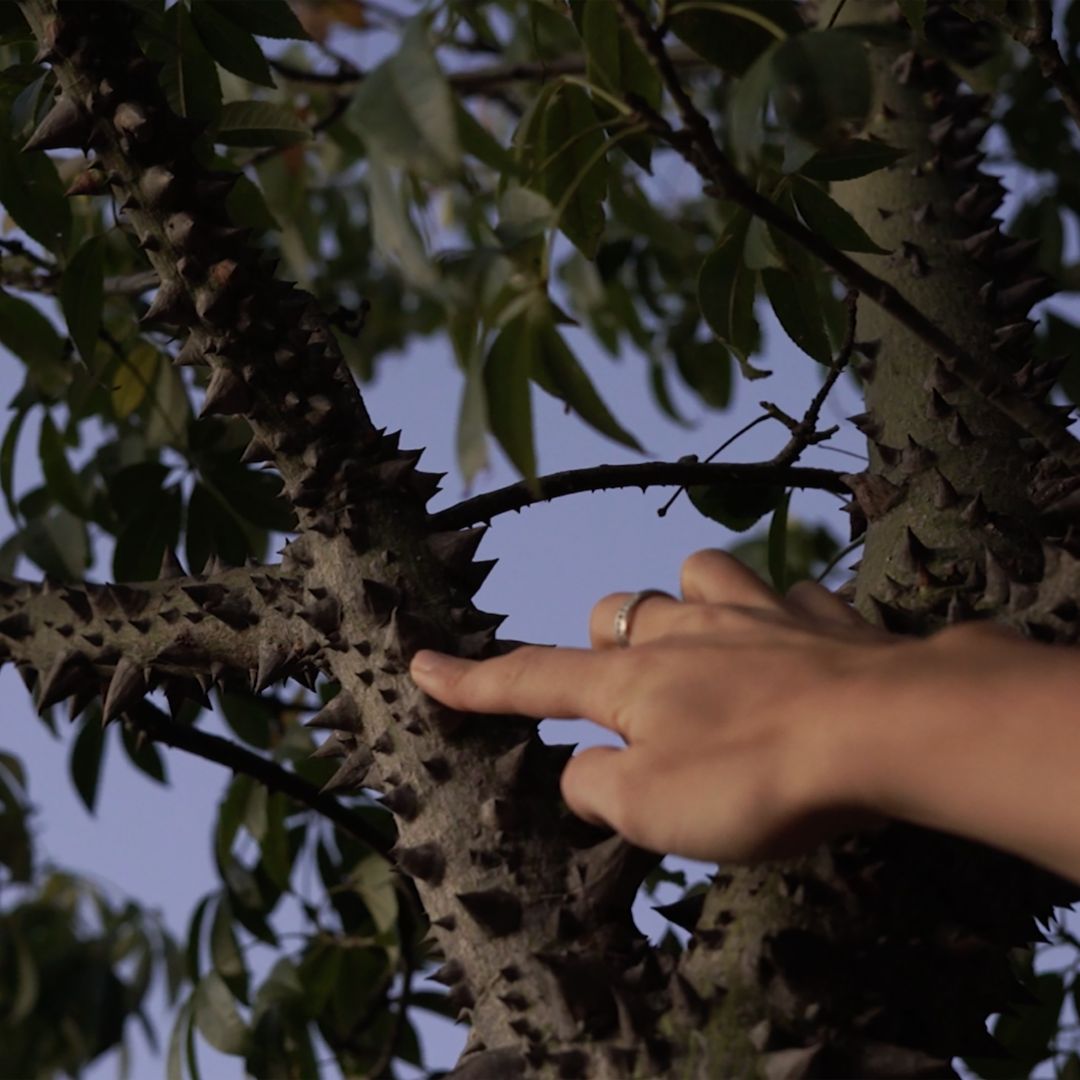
(409, 645), (622, 726)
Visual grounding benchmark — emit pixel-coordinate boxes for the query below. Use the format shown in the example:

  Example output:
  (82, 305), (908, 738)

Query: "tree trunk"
(8, 1), (1080, 1077)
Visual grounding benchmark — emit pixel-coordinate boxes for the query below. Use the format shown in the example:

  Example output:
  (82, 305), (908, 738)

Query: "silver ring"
(613, 589), (667, 648)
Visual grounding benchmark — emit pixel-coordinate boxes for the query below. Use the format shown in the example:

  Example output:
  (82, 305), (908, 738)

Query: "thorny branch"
(612, 0), (1080, 474)
(428, 460), (849, 532)
(961, 0), (1080, 134)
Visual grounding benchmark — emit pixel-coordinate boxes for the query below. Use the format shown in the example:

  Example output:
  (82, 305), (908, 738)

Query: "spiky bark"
(10, 1), (1080, 1077)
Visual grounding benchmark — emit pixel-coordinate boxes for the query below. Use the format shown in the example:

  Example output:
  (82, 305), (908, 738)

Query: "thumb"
(560, 745), (638, 835)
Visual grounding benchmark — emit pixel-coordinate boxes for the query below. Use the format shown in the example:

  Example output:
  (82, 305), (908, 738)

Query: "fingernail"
(410, 649), (455, 680)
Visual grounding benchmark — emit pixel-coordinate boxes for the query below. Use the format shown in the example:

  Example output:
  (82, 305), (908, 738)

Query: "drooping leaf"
(192, 971), (252, 1056)
(456, 351), (489, 485)
(212, 101), (310, 148)
(110, 341), (161, 420)
(0, 406), (28, 523)
(113, 483), (182, 582)
(59, 236), (105, 366)
(669, 0), (801, 74)
(483, 315), (537, 482)
(120, 720), (168, 785)
(0, 108), (70, 252)
(208, 0), (309, 40)
(39, 414), (87, 518)
(790, 176), (890, 253)
(190, 0), (275, 87)
(70, 715), (106, 815)
(347, 17), (460, 180)
(209, 896), (249, 1003)
(528, 84), (607, 258)
(767, 490), (791, 593)
(366, 158), (440, 292)
(688, 479), (786, 532)
(797, 138), (910, 181)
(697, 211), (760, 364)
(896, 0), (927, 34)
(0, 288), (68, 396)
(160, 2), (223, 127)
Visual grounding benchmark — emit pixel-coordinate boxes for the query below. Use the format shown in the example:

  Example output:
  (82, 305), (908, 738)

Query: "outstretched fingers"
(410, 645), (623, 726)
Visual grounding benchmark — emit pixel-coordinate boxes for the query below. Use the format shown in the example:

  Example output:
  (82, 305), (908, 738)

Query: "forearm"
(839, 623), (1080, 883)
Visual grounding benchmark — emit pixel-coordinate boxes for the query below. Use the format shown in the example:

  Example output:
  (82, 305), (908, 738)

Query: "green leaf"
(193, 971), (252, 1056)
(697, 212), (759, 362)
(22, 506), (88, 579)
(167, 997), (195, 1080)
(530, 84), (607, 258)
(70, 715), (106, 815)
(673, 339), (732, 408)
(581, 0), (661, 106)
(212, 101), (309, 148)
(798, 138), (910, 181)
(529, 310), (642, 451)
(669, 0), (801, 75)
(770, 30), (874, 146)
(110, 340), (161, 420)
(366, 158), (439, 291)
(119, 717), (168, 785)
(688, 479), (785, 532)
(0, 288), (68, 396)
(39, 414), (87, 518)
(208, 0), (309, 40)
(206, 464), (294, 533)
(348, 854), (397, 935)
(727, 41), (780, 167)
(347, 17), (460, 181)
(767, 491), (790, 593)
(456, 351), (489, 486)
(59, 236), (105, 366)
(484, 317), (537, 483)
(0, 109), (70, 252)
(160, 3), (223, 127)
(967, 971), (1064, 1078)
(113, 483), (181, 584)
(0, 406), (28, 523)
(896, 0), (927, 34)
(456, 99), (520, 175)
(225, 175), (278, 232)
(210, 896), (249, 1003)
(190, 0), (275, 87)
(791, 176), (889, 253)
(762, 267), (833, 364)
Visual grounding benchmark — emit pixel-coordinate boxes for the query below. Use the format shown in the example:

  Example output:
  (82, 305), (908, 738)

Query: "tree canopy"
(2, 0), (1080, 1077)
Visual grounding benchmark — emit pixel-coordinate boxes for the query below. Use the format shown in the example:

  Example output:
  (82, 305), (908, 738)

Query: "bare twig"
(428, 460), (849, 531)
(613, 0), (1080, 473)
(129, 705), (393, 857)
(767, 290), (859, 468)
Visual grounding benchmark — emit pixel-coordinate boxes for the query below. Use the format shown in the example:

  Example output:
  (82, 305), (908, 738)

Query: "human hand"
(409, 549), (909, 865)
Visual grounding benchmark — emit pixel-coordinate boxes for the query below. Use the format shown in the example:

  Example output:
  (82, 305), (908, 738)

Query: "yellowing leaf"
(112, 342), (160, 419)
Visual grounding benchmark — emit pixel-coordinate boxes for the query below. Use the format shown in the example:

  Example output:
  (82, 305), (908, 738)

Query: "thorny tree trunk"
(7, 1), (1080, 1077)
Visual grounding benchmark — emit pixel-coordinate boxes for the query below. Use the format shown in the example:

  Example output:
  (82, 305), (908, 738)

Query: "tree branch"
(613, 0), (1080, 474)
(268, 44), (707, 93)
(428, 460), (849, 531)
(129, 703), (393, 856)
(962, 0), (1080, 134)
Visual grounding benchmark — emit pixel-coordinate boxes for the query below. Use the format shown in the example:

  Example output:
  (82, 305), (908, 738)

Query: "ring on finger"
(613, 589), (669, 648)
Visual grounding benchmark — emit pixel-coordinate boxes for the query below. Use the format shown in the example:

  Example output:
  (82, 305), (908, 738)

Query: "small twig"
(429, 460), (849, 531)
(963, 0), (1080, 134)
(827, 0), (851, 29)
(768, 290), (858, 469)
(613, 0), (1080, 473)
(129, 706), (393, 857)
(814, 535), (865, 585)
(657, 413), (774, 517)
